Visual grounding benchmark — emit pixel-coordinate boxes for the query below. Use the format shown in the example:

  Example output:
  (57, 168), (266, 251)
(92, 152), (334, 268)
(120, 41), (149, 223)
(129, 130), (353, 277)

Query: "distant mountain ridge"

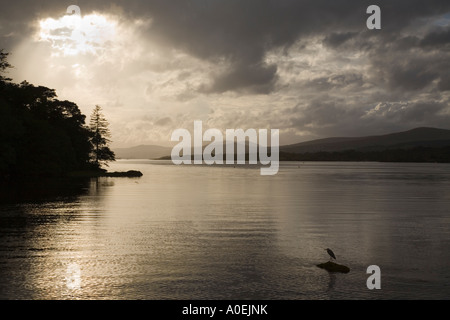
(114, 127), (450, 159)
(114, 141), (258, 160)
(280, 127), (450, 153)
(114, 145), (172, 159)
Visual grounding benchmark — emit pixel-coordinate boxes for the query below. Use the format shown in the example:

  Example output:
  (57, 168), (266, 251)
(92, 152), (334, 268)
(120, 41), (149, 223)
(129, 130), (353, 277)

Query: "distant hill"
(156, 141), (260, 160)
(115, 127), (450, 163)
(114, 145), (172, 159)
(280, 127), (450, 153)
(115, 141), (259, 160)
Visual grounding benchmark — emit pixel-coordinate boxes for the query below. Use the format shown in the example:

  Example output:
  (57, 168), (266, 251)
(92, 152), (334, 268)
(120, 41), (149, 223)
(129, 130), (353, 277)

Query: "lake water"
(0, 160), (449, 300)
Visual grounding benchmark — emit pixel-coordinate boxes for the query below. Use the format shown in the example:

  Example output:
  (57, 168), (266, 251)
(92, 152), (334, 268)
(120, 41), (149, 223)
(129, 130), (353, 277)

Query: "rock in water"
(104, 170), (143, 177)
(317, 261), (350, 273)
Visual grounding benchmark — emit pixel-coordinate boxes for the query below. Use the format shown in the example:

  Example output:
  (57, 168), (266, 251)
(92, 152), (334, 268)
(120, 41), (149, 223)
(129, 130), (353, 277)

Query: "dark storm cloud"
(201, 62), (278, 94)
(420, 28), (450, 47)
(381, 60), (439, 91)
(304, 73), (364, 91)
(289, 98), (361, 129)
(287, 97), (450, 138)
(438, 73), (450, 91)
(366, 28), (450, 93)
(139, 0), (448, 93)
(323, 32), (358, 48)
(2, 0), (449, 94)
(2, 0), (450, 142)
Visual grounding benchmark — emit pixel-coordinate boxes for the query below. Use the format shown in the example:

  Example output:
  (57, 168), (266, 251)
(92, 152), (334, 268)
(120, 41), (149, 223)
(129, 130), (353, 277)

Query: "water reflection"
(0, 177), (115, 299)
(327, 273), (336, 292)
(1, 161), (450, 299)
(0, 178), (91, 204)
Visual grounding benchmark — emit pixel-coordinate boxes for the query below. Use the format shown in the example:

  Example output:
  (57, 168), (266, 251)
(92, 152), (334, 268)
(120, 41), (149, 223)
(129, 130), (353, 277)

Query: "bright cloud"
(38, 13), (116, 56)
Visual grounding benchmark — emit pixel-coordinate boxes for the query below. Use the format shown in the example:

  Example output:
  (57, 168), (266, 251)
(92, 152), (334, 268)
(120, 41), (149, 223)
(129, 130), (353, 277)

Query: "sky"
(1, 0), (450, 147)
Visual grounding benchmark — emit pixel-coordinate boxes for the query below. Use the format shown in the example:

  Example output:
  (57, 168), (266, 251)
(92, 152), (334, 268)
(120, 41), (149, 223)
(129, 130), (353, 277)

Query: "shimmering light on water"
(1, 161), (449, 299)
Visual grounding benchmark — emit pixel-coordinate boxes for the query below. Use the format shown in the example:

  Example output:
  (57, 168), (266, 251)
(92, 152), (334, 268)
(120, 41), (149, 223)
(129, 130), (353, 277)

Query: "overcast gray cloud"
(1, 0), (450, 146)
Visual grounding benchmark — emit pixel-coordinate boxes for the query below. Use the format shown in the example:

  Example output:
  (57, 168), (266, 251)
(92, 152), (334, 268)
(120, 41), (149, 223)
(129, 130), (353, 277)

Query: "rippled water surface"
(1, 161), (449, 299)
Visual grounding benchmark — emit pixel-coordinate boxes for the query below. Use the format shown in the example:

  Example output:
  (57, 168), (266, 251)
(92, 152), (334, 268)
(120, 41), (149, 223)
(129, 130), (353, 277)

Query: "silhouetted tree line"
(279, 147), (450, 162)
(0, 50), (114, 183)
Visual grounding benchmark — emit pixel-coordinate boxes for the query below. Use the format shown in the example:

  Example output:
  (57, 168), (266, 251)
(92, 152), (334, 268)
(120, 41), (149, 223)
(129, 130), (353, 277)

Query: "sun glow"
(38, 13), (116, 56)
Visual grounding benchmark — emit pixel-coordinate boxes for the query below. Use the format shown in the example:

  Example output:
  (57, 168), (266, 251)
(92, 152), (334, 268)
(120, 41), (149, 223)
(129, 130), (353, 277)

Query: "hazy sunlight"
(38, 13), (116, 56)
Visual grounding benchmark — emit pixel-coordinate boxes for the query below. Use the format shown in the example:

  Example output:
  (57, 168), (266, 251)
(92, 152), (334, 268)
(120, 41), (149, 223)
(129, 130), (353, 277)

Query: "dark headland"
(0, 50), (143, 185)
(68, 169), (143, 178)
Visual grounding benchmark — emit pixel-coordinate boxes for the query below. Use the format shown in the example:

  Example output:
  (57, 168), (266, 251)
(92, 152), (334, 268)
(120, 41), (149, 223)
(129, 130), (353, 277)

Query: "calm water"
(0, 161), (449, 300)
